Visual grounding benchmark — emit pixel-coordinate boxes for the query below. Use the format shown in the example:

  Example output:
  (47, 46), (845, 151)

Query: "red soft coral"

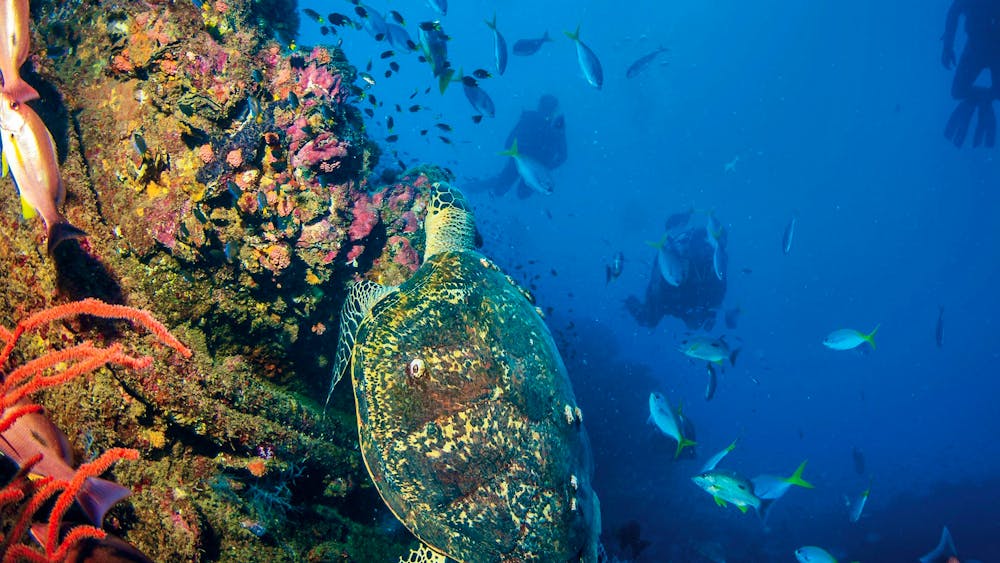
(348, 196), (379, 241)
(291, 133), (348, 172)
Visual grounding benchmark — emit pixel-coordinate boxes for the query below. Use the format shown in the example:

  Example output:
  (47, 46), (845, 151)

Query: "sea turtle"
(328, 183), (600, 562)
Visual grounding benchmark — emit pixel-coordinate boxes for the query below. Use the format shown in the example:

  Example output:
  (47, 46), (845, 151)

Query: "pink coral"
(345, 245), (364, 262)
(260, 244), (292, 273)
(226, 148), (243, 168)
(348, 196), (379, 241)
(388, 236), (419, 272)
(298, 63), (339, 98)
(387, 184), (414, 212)
(399, 211), (419, 233)
(291, 133), (348, 171)
(286, 117), (310, 151)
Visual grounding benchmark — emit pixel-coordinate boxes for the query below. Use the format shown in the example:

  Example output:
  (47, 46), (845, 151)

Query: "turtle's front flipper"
(327, 279), (397, 406)
(399, 543), (447, 563)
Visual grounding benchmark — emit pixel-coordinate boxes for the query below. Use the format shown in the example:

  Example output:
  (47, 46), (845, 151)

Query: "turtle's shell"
(351, 249), (598, 562)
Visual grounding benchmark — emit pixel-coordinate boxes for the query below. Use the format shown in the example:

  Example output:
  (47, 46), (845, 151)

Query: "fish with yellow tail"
(648, 392), (696, 458)
(823, 325), (879, 351)
(0, 93), (86, 252)
(0, 0), (40, 102)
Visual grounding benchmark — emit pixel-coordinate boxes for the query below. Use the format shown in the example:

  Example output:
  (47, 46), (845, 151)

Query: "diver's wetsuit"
(626, 224), (727, 332)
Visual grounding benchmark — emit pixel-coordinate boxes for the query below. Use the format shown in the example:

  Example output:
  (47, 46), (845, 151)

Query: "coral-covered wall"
(0, 1), (451, 559)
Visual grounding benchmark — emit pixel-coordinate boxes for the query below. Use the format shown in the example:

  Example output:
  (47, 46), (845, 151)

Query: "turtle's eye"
(407, 358), (425, 378)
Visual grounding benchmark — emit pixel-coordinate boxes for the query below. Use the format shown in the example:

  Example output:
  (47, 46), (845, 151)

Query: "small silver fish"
(782, 212), (798, 254)
(426, 0), (447, 16)
(625, 45), (669, 79)
(692, 470), (761, 513)
(485, 13), (508, 75)
(564, 25), (603, 89)
(499, 139), (553, 195)
(751, 460), (814, 500)
(462, 78), (495, 118)
(700, 438), (737, 473)
(795, 546), (837, 563)
(846, 487), (869, 523)
(512, 32), (552, 56)
(823, 326), (878, 351)
(704, 363), (717, 401)
(650, 235), (687, 287)
(648, 392), (695, 458)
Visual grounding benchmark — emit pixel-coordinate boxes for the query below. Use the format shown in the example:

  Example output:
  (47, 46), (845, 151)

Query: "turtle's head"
(424, 182), (476, 260)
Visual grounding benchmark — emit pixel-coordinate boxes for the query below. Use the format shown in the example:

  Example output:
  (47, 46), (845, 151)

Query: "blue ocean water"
(299, 1), (999, 561)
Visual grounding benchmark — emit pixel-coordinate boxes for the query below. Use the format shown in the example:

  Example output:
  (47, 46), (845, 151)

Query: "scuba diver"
(465, 94), (567, 197)
(625, 209), (728, 331)
(941, 0), (1000, 148)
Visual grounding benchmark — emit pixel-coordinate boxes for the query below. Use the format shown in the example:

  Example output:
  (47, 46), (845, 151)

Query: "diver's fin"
(944, 99), (977, 148)
(972, 99), (995, 147)
(981, 100), (996, 148)
(327, 280), (398, 407)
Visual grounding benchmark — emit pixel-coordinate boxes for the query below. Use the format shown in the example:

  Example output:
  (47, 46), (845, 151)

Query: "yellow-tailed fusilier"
(823, 325), (879, 351)
(845, 486), (869, 523)
(0, 0), (40, 102)
(691, 469), (761, 514)
(647, 392), (695, 458)
(0, 93), (85, 252)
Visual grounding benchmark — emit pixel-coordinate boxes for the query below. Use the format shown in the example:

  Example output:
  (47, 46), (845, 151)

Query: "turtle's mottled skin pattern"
(351, 248), (596, 562)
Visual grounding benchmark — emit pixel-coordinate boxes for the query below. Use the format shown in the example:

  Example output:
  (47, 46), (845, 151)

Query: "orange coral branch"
(0, 298), (192, 367)
(1, 342), (108, 397)
(0, 486), (25, 507)
(44, 448), (139, 556)
(3, 345), (130, 408)
(49, 526), (108, 562)
(5, 477), (61, 556)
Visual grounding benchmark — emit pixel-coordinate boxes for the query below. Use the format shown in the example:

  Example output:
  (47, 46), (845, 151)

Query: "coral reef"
(0, 0), (455, 560)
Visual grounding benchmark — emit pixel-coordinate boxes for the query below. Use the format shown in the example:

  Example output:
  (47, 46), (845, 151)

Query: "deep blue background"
(299, 1), (999, 561)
